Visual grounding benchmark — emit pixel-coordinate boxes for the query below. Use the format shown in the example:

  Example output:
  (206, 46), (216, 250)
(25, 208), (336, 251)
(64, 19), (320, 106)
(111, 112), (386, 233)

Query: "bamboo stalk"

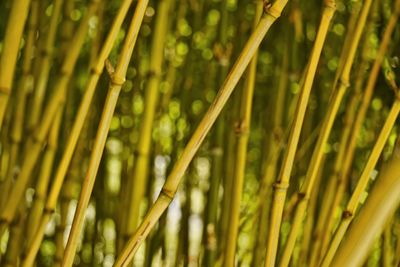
(329, 137), (400, 267)
(0, 0), (39, 210)
(27, 0), (63, 132)
(0, 2), (97, 237)
(264, 1), (335, 266)
(60, 1), (148, 266)
(124, 0), (173, 240)
(279, 0), (377, 263)
(329, 0), (400, 230)
(21, 0), (133, 263)
(222, 2), (262, 266)
(114, 1), (289, 266)
(0, 2), (97, 239)
(0, 0), (31, 129)
(320, 97), (400, 267)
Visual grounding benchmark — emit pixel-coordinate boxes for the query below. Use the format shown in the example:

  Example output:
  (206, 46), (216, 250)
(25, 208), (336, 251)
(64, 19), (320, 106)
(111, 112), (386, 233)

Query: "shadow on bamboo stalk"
(0, 1), (97, 238)
(60, 1), (149, 266)
(264, 1), (335, 266)
(113, 1), (289, 266)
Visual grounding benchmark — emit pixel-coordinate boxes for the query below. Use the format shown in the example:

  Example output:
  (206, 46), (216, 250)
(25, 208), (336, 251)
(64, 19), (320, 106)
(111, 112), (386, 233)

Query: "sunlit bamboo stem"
(0, 0), (31, 129)
(61, 1), (148, 266)
(114, 2), (289, 266)
(264, 1), (335, 266)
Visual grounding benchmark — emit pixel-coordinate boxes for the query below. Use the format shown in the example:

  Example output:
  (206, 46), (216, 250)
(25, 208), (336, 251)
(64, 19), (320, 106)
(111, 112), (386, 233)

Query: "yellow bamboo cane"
(320, 97), (400, 267)
(124, 0), (173, 240)
(279, 0), (377, 263)
(0, 0), (31, 129)
(0, 0), (97, 239)
(21, 0), (133, 265)
(264, 1), (335, 266)
(113, 1), (289, 266)
(330, 137), (400, 267)
(60, 1), (148, 266)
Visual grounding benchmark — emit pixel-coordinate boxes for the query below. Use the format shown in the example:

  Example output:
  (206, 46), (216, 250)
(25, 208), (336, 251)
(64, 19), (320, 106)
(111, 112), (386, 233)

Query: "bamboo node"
(338, 78), (350, 88)
(160, 187), (175, 201)
(273, 181), (289, 191)
(342, 210), (353, 219)
(264, 1), (281, 19)
(324, 0), (336, 10)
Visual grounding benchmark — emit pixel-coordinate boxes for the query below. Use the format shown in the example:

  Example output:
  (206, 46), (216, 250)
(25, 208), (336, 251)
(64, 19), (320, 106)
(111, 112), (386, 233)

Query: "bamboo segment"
(27, 0), (63, 132)
(21, 0), (133, 264)
(0, 0), (31, 129)
(114, 1), (289, 266)
(330, 138), (400, 267)
(60, 1), (148, 266)
(0, 2), (97, 237)
(320, 98), (400, 267)
(124, 0), (173, 240)
(278, 0), (377, 262)
(264, 1), (335, 266)
(223, 3), (262, 266)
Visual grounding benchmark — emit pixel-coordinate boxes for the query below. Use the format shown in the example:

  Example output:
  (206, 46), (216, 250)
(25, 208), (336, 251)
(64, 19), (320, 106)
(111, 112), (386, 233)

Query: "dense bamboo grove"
(0, 0), (400, 266)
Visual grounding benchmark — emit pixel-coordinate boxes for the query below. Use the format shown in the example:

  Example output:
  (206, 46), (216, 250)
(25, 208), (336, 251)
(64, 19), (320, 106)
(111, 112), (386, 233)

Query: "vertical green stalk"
(27, 0), (63, 132)
(60, 2), (148, 266)
(114, 2), (289, 265)
(222, 2), (262, 266)
(264, 1), (335, 266)
(0, 0), (31, 129)
(0, 2), (97, 236)
(124, 0), (173, 239)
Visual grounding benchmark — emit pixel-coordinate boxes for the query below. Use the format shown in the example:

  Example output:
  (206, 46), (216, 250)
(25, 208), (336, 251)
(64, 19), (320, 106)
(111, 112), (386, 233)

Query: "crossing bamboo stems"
(279, 0), (378, 263)
(264, 1), (335, 266)
(21, 0), (133, 263)
(330, 0), (400, 226)
(223, 3), (262, 266)
(124, 0), (173, 240)
(0, 0), (31, 129)
(0, 0), (39, 210)
(0, 3), (97, 238)
(114, 1), (289, 266)
(27, 0), (63, 132)
(60, 1), (148, 266)
(330, 138), (400, 267)
(320, 97), (400, 267)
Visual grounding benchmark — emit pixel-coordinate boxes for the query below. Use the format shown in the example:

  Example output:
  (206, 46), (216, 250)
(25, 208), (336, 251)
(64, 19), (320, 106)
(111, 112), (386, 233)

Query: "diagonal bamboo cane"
(264, 1), (335, 266)
(278, 0), (376, 263)
(320, 96), (400, 267)
(330, 137), (400, 267)
(60, 1), (148, 266)
(21, 0), (133, 265)
(113, 1), (289, 266)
